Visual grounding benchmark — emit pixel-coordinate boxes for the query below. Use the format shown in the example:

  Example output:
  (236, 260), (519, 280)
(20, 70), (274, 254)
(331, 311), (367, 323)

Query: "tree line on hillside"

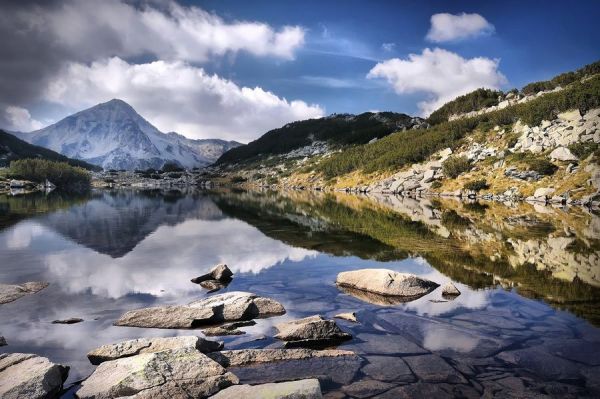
(315, 73), (600, 178)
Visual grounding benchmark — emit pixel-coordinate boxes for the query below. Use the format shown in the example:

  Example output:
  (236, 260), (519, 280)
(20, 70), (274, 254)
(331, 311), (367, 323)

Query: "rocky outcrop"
(0, 282), (48, 305)
(76, 347), (237, 399)
(441, 282), (461, 298)
(191, 264), (234, 292)
(210, 379), (323, 399)
(336, 269), (439, 302)
(0, 337), (6, 347)
(0, 353), (69, 399)
(207, 349), (357, 367)
(87, 336), (223, 365)
(114, 292), (285, 329)
(512, 108), (600, 154)
(274, 315), (351, 347)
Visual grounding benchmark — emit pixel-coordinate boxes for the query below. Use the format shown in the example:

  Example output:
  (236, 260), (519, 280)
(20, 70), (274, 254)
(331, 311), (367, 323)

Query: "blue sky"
(1, 0), (598, 141)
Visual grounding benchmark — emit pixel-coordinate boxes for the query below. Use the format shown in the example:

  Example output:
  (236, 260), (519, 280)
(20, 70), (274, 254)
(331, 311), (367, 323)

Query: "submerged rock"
(336, 269), (439, 303)
(441, 282), (461, 298)
(274, 315), (351, 347)
(210, 379), (323, 399)
(52, 317), (83, 324)
(114, 292), (285, 329)
(87, 336), (223, 365)
(0, 282), (48, 305)
(334, 312), (358, 323)
(0, 353), (69, 399)
(76, 347), (237, 399)
(207, 348), (357, 367)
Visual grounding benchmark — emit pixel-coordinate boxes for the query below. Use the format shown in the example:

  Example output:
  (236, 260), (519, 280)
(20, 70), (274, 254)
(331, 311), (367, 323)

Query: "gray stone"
(0, 353), (69, 399)
(403, 354), (467, 383)
(549, 146), (578, 161)
(333, 312), (357, 323)
(210, 379), (323, 399)
(76, 347), (237, 399)
(115, 292), (285, 329)
(347, 333), (427, 356)
(192, 263), (233, 284)
(361, 355), (415, 383)
(87, 335), (223, 365)
(275, 315), (351, 347)
(0, 282), (48, 305)
(203, 320), (256, 336)
(441, 282), (461, 298)
(52, 318), (83, 324)
(342, 379), (395, 398)
(377, 383), (480, 399)
(336, 269), (439, 301)
(207, 349), (357, 367)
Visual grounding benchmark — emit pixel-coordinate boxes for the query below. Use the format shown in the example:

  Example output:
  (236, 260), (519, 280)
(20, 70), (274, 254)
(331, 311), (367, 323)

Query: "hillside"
(17, 99), (241, 170)
(215, 60), (600, 206)
(0, 129), (100, 170)
(216, 112), (426, 165)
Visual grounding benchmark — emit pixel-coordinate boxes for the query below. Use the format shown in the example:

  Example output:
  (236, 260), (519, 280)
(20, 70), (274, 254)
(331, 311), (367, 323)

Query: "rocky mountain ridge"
(16, 99), (241, 170)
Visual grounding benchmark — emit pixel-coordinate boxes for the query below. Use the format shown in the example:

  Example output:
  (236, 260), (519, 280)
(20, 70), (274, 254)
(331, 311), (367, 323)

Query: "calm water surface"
(1, 189), (599, 397)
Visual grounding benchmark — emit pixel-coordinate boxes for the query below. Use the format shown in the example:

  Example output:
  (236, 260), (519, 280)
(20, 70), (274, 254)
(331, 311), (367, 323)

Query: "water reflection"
(0, 188), (599, 393)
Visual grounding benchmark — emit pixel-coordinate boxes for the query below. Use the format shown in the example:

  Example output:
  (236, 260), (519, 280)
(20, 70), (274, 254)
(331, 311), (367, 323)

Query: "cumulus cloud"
(0, 0), (307, 132)
(367, 48), (506, 115)
(3, 106), (43, 132)
(426, 12), (494, 42)
(43, 57), (324, 141)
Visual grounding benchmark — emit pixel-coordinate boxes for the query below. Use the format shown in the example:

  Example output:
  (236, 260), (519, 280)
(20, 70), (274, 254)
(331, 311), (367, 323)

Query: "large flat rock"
(210, 379), (323, 399)
(114, 292), (285, 329)
(0, 282), (48, 305)
(403, 354), (467, 384)
(336, 269), (438, 302)
(0, 353), (69, 399)
(207, 349), (357, 367)
(87, 336), (224, 365)
(76, 347), (237, 399)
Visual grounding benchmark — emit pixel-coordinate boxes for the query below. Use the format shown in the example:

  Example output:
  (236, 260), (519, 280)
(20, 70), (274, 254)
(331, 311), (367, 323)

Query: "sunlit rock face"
(17, 99), (240, 170)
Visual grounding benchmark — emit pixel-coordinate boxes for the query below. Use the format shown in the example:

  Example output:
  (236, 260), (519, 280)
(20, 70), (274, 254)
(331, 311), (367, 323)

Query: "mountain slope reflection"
(40, 190), (225, 258)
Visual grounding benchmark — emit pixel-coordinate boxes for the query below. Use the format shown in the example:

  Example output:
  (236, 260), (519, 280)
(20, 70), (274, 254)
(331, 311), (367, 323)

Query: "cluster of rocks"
(504, 166), (542, 181)
(283, 141), (330, 159)
(0, 353), (69, 399)
(115, 291), (286, 329)
(92, 169), (217, 190)
(366, 148), (452, 195)
(512, 108), (600, 153)
(0, 179), (55, 196)
(274, 315), (352, 348)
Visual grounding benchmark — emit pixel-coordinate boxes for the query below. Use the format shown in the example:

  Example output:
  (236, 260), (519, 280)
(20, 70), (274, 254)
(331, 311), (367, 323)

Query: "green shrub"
(161, 162), (184, 173)
(463, 179), (489, 191)
(9, 159), (91, 190)
(231, 176), (247, 183)
(431, 181), (442, 189)
(252, 173), (265, 180)
(568, 143), (599, 159)
(428, 88), (503, 125)
(442, 156), (472, 179)
(167, 172), (183, 178)
(525, 159), (558, 175)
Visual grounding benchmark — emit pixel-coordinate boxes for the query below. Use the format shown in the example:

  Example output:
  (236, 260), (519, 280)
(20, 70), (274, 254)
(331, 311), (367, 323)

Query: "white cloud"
(3, 105), (43, 132)
(367, 48), (506, 115)
(43, 57), (324, 141)
(43, 0), (305, 62)
(426, 12), (494, 43)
